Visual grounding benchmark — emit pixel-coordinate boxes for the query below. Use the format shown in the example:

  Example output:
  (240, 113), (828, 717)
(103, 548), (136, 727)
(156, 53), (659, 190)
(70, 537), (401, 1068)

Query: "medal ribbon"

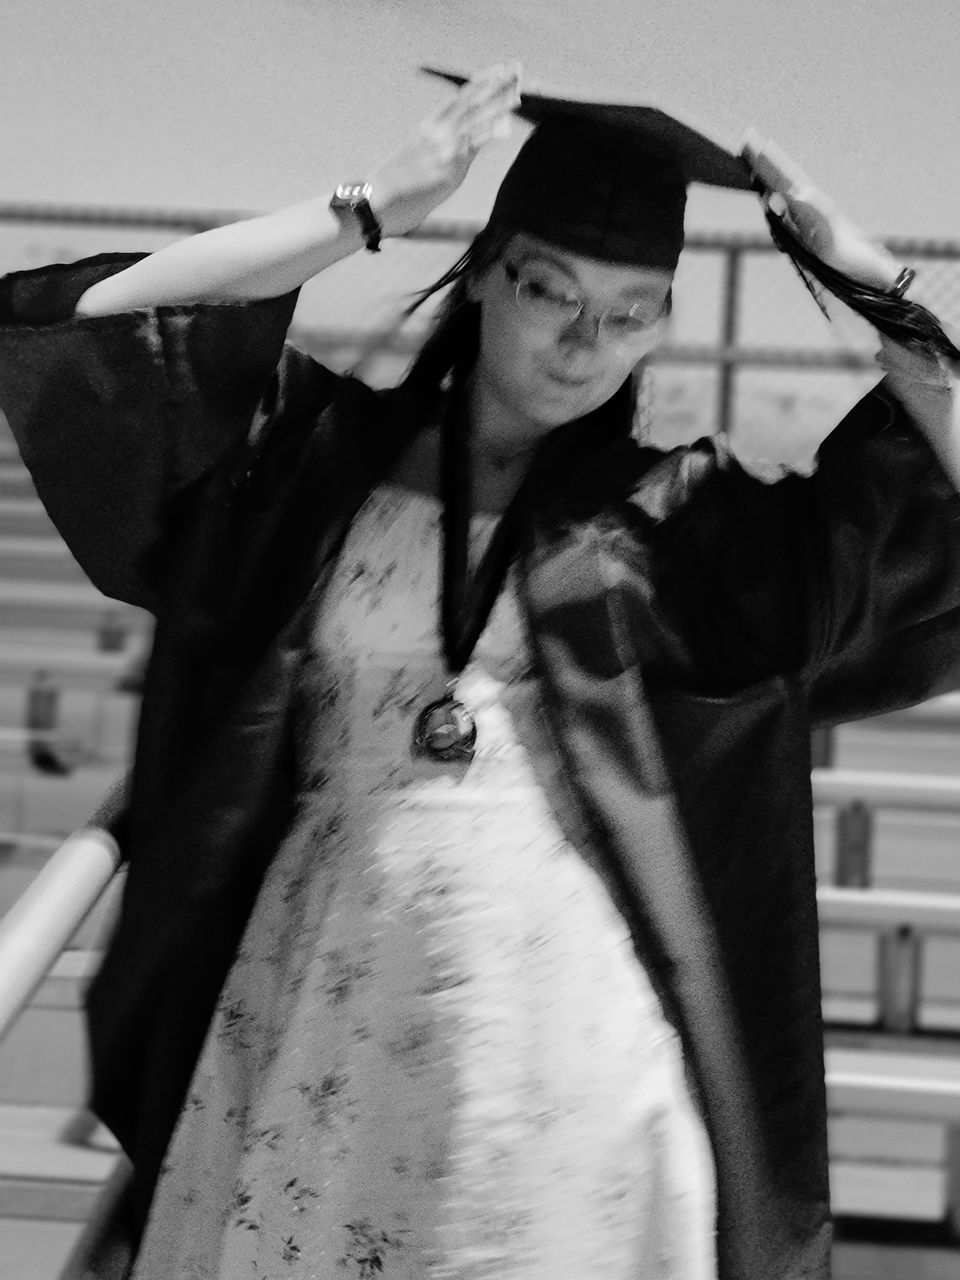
(413, 383), (533, 761)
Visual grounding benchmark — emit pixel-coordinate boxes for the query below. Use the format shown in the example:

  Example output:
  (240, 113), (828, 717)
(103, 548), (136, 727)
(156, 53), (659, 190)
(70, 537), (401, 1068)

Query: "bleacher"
(1, 419), (959, 1279)
(0, 421), (148, 840)
(0, 417), (143, 1276)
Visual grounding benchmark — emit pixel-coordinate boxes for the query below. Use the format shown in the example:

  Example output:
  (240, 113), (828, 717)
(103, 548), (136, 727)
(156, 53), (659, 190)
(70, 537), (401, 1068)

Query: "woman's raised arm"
(75, 64), (521, 316)
(743, 134), (960, 490)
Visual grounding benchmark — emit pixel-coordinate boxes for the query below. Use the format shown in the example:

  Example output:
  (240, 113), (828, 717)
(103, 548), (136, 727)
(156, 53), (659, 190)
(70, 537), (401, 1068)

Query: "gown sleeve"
(638, 379), (960, 721)
(0, 253), (334, 613)
(802, 382), (960, 722)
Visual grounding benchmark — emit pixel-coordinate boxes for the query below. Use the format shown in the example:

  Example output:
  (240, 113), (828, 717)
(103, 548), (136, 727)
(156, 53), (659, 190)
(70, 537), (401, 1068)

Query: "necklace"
(411, 385), (532, 763)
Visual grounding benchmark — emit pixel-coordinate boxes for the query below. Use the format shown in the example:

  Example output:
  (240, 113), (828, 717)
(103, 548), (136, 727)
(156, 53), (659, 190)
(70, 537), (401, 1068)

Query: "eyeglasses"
(503, 261), (664, 345)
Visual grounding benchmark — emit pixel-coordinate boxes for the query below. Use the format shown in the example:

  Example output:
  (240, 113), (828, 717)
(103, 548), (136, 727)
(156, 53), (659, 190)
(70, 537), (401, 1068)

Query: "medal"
(412, 684), (477, 763)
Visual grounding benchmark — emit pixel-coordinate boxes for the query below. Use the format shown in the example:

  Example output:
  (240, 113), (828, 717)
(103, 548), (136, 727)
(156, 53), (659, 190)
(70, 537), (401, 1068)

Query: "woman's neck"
(465, 368), (542, 508)
(389, 373), (543, 513)
(466, 367), (541, 470)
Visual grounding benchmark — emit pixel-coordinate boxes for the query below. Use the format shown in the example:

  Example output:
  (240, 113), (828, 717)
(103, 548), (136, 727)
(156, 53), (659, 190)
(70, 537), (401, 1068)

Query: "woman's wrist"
(876, 335), (955, 390)
(876, 335), (960, 491)
(363, 167), (416, 241)
(881, 348), (960, 493)
(328, 184), (383, 252)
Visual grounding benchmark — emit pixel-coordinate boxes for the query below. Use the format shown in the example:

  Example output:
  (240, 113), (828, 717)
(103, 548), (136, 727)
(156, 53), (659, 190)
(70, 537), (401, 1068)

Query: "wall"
(0, 0), (958, 238)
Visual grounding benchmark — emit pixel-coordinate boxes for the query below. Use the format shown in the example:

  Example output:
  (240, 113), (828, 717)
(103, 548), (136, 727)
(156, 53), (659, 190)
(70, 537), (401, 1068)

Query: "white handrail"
(0, 829), (121, 1041)
(812, 767), (960, 811)
(887, 692), (960, 725)
(826, 1047), (960, 1120)
(817, 886), (960, 932)
(0, 779), (125, 1044)
(826, 1067), (960, 1120)
(0, 829), (61, 850)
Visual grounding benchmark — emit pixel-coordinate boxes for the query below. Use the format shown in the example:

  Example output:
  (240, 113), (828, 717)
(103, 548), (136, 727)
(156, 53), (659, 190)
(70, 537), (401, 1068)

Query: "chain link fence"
(2, 204), (959, 468)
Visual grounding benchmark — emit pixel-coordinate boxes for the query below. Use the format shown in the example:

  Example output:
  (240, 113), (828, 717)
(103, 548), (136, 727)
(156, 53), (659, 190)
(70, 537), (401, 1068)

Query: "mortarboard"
(419, 69), (958, 360)
(422, 67), (754, 270)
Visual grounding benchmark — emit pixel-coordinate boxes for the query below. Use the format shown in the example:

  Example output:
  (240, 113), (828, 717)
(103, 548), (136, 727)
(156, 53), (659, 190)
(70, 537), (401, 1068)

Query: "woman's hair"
(764, 208), (960, 359)
(408, 220), (514, 318)
(400, 220), (650, 442)
(400, 221), (511, 396)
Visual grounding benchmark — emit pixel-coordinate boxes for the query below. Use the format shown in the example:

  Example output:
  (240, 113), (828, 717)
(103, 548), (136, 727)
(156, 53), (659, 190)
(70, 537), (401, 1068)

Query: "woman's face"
(469, 232), (674, 437)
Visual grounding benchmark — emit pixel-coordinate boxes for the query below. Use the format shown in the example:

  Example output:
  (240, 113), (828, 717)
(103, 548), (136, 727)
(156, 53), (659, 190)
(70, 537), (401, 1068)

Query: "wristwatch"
(329, 182), (382, 253)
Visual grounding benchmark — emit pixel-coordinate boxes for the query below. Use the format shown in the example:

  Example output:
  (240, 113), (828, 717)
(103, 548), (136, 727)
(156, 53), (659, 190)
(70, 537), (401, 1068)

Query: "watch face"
(329, 183), (381, 250)
(334, 182), (372, 207)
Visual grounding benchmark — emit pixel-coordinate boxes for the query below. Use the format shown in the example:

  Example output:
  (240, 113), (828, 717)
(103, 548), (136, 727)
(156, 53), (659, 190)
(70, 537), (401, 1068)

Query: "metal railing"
(0, 778), (124, 1042)
(2, 767), (960, 1048)
(2, 203), (959, 442)
(1, 764), (960, 1258)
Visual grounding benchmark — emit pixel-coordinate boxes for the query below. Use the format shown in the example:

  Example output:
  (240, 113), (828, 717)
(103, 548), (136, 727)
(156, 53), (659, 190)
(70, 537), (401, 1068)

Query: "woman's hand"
(741, 130), (902, 291)
(370, 63), (522, 238)
(74, 64), (521, 314)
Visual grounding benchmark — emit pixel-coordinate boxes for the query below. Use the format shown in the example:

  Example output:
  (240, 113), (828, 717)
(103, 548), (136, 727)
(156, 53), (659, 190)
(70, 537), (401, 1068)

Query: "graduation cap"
(422, 67), (754, 270)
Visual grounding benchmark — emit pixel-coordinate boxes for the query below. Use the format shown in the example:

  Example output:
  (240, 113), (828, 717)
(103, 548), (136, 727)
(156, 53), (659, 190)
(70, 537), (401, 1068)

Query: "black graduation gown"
(2, 255), (960, 1280)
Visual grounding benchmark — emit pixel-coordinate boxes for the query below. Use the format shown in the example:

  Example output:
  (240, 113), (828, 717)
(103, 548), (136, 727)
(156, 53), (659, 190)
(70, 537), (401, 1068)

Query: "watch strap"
(330, 182), (383, 253)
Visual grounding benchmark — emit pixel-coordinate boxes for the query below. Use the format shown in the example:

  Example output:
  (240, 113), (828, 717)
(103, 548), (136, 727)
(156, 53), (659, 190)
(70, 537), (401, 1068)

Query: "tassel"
(763, 204), (960, 359)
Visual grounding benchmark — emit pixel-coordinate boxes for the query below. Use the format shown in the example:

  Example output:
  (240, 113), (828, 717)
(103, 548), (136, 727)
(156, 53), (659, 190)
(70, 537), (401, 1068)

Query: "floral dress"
(130, 485), (718, 1280)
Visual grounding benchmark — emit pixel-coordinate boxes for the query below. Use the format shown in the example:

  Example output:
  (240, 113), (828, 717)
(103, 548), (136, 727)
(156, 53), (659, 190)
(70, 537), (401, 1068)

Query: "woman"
(2, 65), (959, 1280)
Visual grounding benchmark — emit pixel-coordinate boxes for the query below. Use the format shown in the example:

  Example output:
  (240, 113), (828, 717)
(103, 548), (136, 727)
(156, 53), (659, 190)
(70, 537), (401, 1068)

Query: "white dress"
(131, 485), (718, 1280)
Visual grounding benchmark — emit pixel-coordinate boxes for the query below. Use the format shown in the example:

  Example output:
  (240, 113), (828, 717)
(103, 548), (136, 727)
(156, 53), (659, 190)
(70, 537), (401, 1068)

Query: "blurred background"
(0, 2), (959, 1277)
